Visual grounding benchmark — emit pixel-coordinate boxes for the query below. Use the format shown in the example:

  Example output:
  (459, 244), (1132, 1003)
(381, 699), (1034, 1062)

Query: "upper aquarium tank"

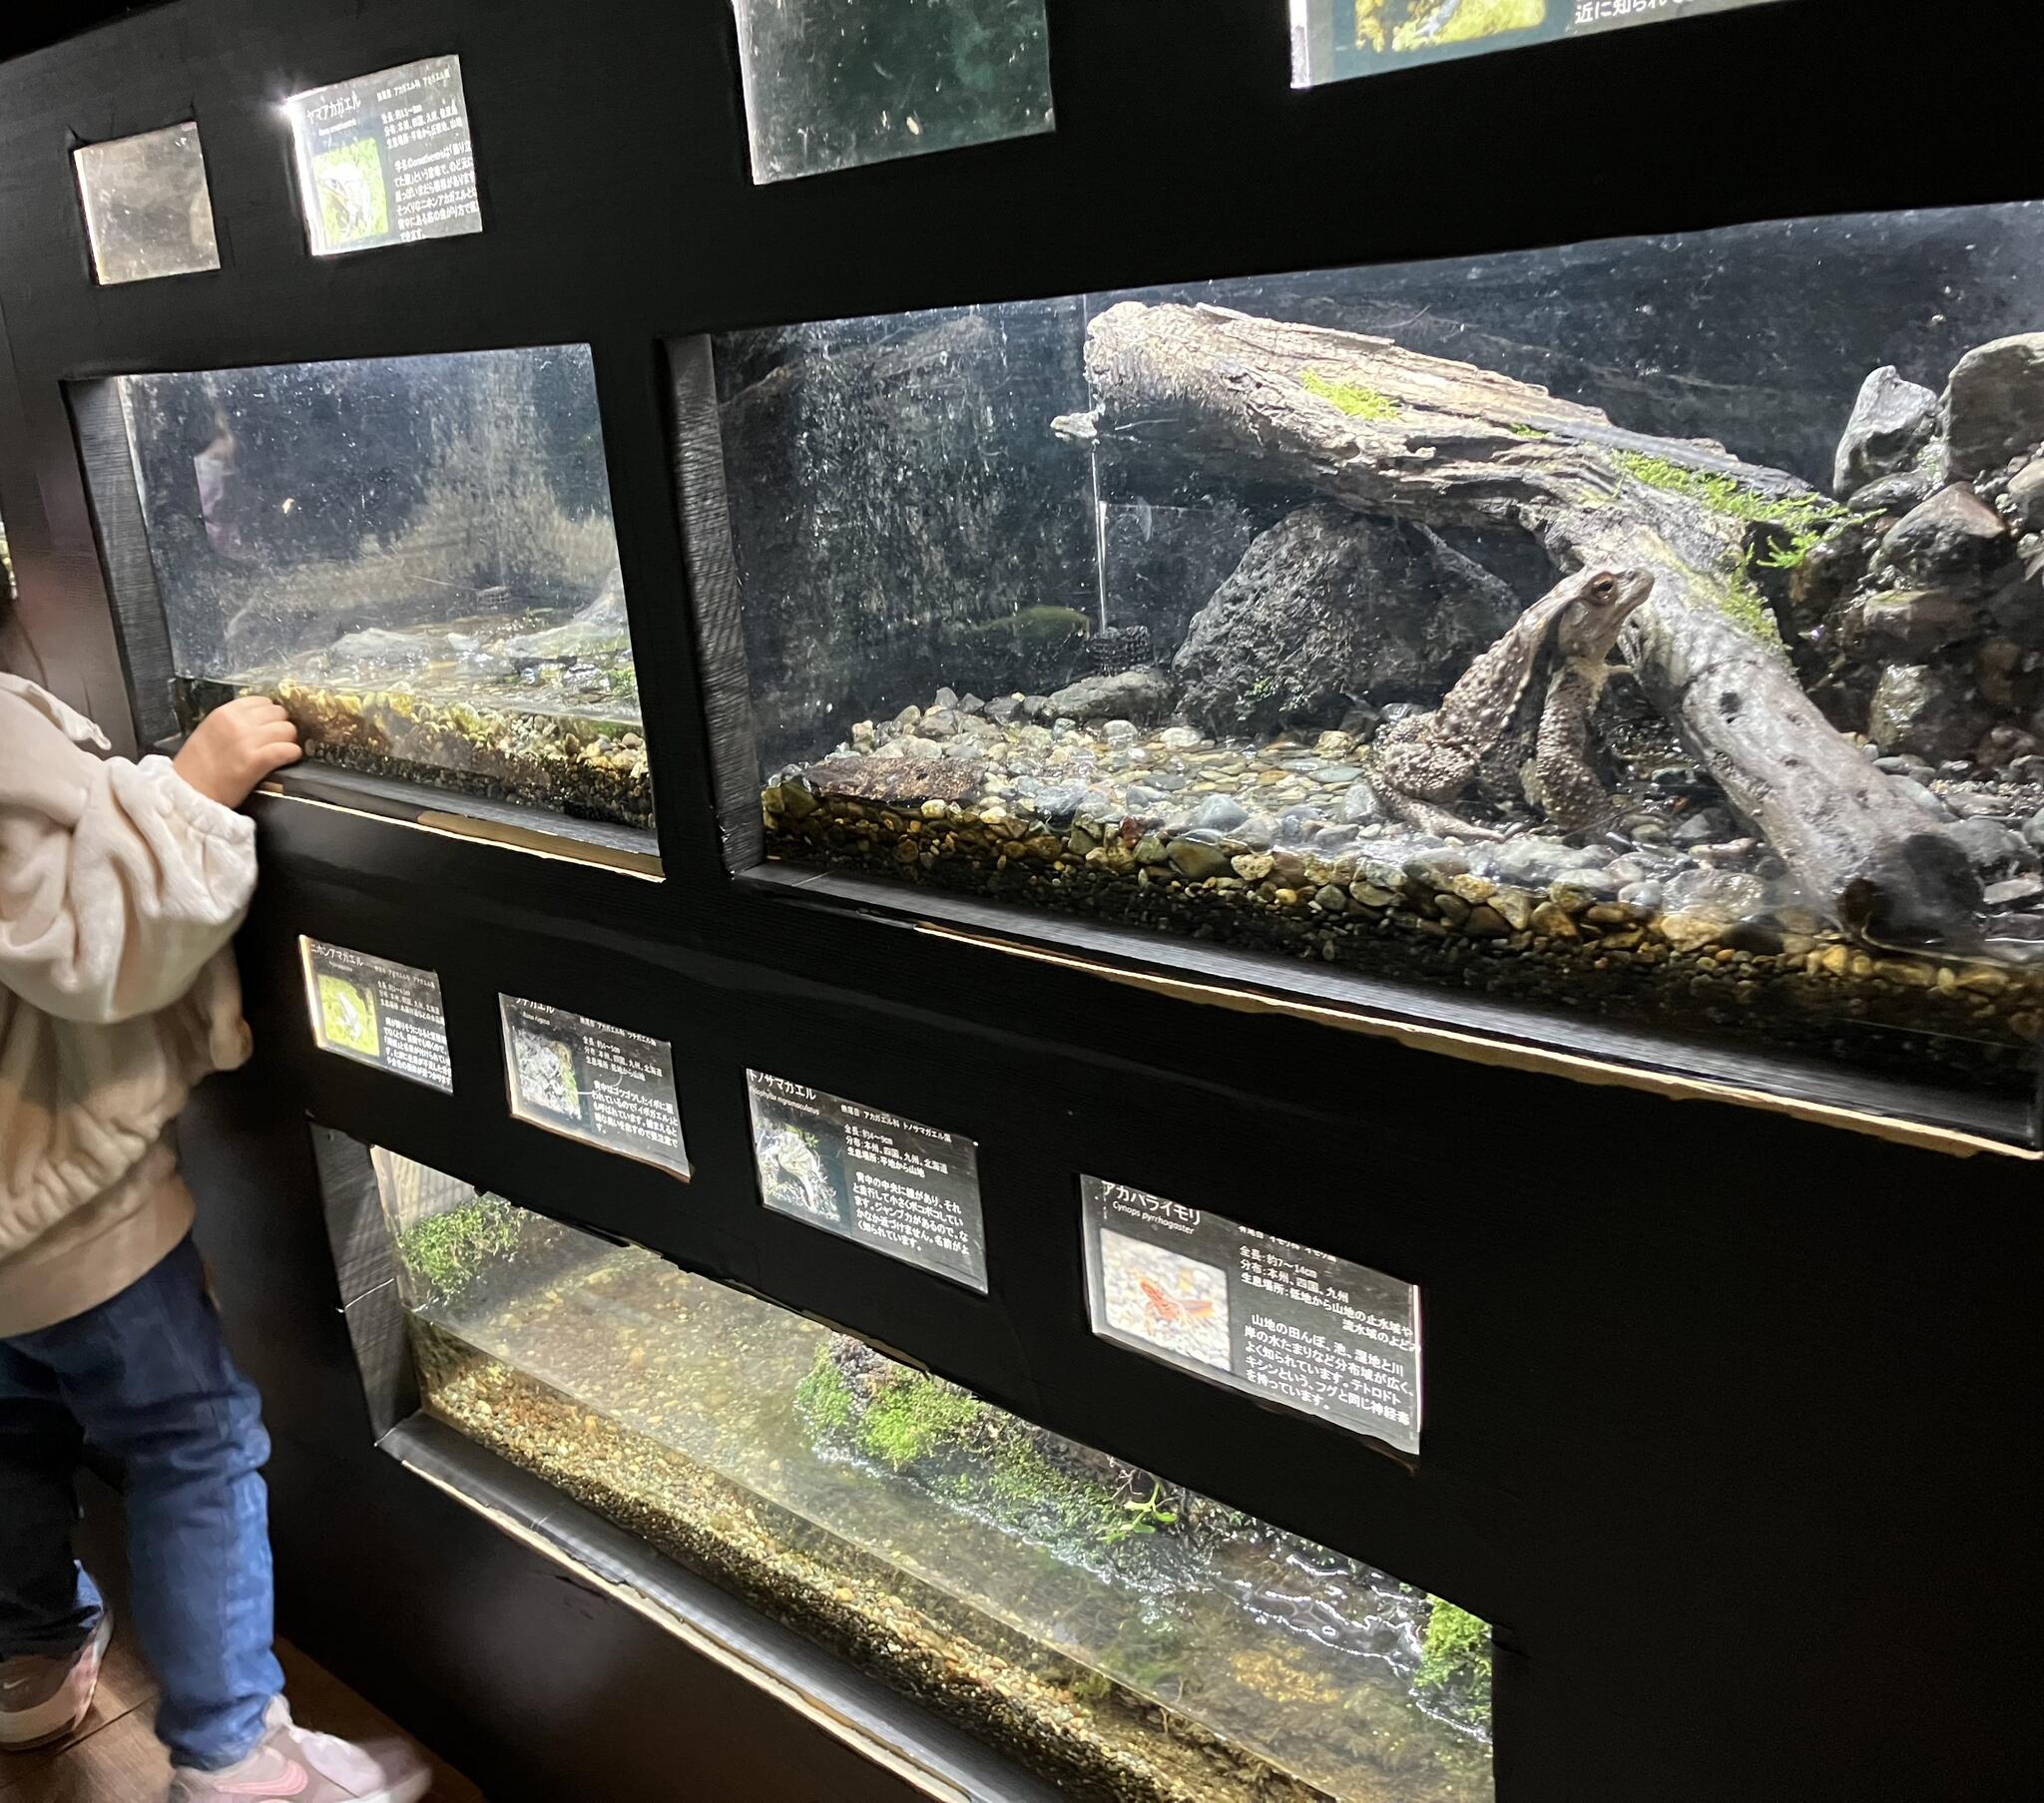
(719, 203), (2044, 1110)
(119, 343), (649, 830)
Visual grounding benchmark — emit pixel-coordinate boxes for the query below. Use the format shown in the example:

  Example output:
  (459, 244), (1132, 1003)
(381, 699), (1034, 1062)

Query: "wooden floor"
(0, 1493), (481, 1801)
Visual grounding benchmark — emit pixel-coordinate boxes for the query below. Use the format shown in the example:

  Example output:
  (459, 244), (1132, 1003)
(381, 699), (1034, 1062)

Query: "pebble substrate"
(182, 675), (652, 828)
(414, 1321), (1348, 1803)
(764, 700), (2044, 1095)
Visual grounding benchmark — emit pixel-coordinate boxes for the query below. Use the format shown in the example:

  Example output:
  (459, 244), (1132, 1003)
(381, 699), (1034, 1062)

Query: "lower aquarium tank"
(718, 202), (2044, 1109)
(367, 1149), (1493, 1802)
(118, 343), (650, 829)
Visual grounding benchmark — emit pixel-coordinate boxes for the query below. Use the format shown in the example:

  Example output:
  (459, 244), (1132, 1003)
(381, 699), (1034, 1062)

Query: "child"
(0, 656), (432, 1803)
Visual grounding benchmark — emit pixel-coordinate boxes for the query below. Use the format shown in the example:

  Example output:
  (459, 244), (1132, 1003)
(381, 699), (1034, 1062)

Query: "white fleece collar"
(0, 673), (112, 751)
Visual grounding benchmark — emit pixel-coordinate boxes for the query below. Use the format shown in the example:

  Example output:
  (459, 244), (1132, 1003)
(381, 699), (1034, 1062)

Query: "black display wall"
(2, 3), (2040, 1801)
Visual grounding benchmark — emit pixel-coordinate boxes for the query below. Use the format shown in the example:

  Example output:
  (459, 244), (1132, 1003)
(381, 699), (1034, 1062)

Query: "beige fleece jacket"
(0, 673), (257, 1335)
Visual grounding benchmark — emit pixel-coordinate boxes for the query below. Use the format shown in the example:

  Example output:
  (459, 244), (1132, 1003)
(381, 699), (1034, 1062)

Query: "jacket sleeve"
(0, 692), (258, 1026)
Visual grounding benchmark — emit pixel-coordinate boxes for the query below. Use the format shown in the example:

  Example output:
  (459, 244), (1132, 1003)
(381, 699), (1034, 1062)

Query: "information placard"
(285, 54), (482, 256)
(300, 938), (453, 1092)
(746, 1073), (987, 1291)
(1082, 1177), (1421, 1454)
(500, 995), (691, 1178)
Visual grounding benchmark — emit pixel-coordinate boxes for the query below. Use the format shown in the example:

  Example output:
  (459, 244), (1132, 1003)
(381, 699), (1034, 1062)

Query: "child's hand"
(172, 696), (302, 809)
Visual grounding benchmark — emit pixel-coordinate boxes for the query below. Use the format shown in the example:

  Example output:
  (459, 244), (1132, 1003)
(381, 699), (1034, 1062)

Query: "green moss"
(1611, 449), (1847, 548)
(1416, 1598), (1492, 1699)
(1721, 554), (1788, 653)
(1299, 367), (1399, 421)
(1507, 422), (1551, 440)
(396, 1193), (522, 1306)
(854, 1373), (985, 1469)
(794, 1353), (857, 1433)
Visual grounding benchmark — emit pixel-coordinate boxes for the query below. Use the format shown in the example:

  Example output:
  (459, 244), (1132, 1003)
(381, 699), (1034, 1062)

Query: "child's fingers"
(256, 740), (304, 771)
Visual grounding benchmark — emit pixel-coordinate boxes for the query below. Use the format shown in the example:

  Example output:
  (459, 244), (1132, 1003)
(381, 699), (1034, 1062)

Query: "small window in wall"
(1288, 0), (1788, 85)
(732, 0), (1055, 184)
(74, 122), (222, 284)
(284, 55), (482, 256)
(355, 1146), (1495, 1799)
(114, 344), (650, 836)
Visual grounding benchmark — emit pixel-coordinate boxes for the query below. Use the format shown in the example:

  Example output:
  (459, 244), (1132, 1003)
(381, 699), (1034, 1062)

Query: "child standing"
(0, 666), (431, 1803)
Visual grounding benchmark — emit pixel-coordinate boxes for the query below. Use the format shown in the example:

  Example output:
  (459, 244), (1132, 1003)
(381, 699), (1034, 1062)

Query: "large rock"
(1833, 366), (1941, 499)
(1867, 662), (1990, 762)
(1171, 504), (1517, 737)
(1879, 485), (2010, 588)
(1046, 665), (1173, 722)
(1840, 590), (1982, 655)
(1944, 333), (2044, 479)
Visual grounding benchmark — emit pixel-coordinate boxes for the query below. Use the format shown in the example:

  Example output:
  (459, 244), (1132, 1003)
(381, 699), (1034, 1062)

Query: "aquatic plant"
(1298, 368), (1399, 422)
(396, 1192), (522, 1307)
(1416, 1597), (1492, 1704)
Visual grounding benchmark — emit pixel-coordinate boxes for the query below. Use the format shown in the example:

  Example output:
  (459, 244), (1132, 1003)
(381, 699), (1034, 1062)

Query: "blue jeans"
(0, 1235), (281, 1769)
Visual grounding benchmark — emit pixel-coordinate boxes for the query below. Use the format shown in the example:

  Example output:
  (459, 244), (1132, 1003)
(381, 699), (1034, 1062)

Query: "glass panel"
(1288, 0), (1787, 86)
(732, 0), (1055, 184)
(285, 55), (483, 256)
(367, 1149), (1493, 1800)
(74, 122), (222, 284)
(721, 201), (2044, 1109)
(118, 345), (650, 830)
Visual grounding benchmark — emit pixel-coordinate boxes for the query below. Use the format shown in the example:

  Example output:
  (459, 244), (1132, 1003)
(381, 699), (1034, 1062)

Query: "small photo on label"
(1099, 1228), (1232, 1373)
(315, 974), (381, 1058)
(755, 1119), (846, 1223)
(509, 1026), (582, 1122)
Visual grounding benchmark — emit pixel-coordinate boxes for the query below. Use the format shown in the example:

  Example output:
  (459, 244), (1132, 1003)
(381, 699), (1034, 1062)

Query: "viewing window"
(116, 344), (649, 833)
(731, 0), (1054, 184)
(74, 122), (221, 284)
(711, 201), (2044, 1120)
(360, 1148), (1493, 1800)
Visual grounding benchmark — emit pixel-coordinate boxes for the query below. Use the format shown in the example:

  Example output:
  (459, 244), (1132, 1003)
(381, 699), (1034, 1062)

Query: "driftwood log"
(1055, 302), (1980, 941)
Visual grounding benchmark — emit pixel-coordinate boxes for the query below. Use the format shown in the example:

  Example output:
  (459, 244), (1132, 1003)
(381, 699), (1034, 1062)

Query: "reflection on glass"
(118, 345), (649, 829)
(369, 1150), (1493, 1800)
(1288, 0), (1786, 85)
(74, 123), (222, 284)
(733, 0), (1054, 184)
(721, 202), (2044, 1107)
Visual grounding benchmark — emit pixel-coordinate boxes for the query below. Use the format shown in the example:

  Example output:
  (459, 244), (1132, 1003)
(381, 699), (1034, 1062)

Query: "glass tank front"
(119, 344), (649, 829)
(367, 1149), (1492, 1802)
(720, 202), (2044, 1106)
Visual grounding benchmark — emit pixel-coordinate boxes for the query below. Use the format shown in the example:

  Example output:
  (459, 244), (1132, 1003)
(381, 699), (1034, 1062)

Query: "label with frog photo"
(746, 1072), (987, 1291)
(500, 995), (691, 1178)
(300, 938), (452, 1092)
(1082, 1177), (1421, 1454)
(285, 53), (482, 256)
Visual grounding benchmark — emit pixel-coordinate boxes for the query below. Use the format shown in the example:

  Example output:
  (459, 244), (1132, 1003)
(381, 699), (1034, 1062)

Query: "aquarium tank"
(118, 343), (648, 829)
(366, 1148), (1492, 1802)
(720, 202), (2044, 1106)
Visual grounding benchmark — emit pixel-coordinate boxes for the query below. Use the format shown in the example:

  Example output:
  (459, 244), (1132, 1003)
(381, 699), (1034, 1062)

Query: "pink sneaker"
(0, 1612), (114, 1750)
(169, 1697), (433, 1803)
